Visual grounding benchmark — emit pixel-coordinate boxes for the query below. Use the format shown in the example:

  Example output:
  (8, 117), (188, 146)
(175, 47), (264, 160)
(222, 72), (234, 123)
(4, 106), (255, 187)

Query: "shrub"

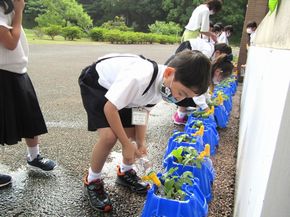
(101, 16), (133, 32)
(43, 25), (62, 40)
(149, 21), (182, 36)
(89, 27), (106, 41)
(62, 26), (82, 41)
(32, 27), (45, 39)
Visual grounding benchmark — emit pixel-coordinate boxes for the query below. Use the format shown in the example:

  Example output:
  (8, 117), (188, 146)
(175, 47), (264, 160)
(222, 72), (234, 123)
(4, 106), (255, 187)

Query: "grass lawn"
(24, 29), (105, 45)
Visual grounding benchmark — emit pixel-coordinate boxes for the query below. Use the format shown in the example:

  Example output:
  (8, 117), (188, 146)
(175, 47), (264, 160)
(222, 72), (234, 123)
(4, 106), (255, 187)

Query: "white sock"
(177, 110), (187, 118)
(120, 161), (133, 173)
(27, 145), (40, 161)
(88, 167), (102, 183)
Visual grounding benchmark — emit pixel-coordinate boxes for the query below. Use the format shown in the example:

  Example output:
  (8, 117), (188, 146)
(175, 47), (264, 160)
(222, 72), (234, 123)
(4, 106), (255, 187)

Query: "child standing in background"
(181, 0), (222, 43)
(0, 0), (56, 188)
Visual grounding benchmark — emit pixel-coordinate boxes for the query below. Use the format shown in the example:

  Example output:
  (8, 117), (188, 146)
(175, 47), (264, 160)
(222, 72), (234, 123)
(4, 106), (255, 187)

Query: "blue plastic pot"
(141, 178), (208, 217)
(163, 156), (214, 202)
(184, 120), (219, 153)
(214, 105), (229, 128)
(164, 132), (204, 159)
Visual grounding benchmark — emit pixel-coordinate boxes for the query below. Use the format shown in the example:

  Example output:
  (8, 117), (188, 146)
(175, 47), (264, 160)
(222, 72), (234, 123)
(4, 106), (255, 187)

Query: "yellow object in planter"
(142, 171), (161, 187)
(204, 144), (210, 157)
(217, 92), (224, 105)
(192, 125), (204, 137)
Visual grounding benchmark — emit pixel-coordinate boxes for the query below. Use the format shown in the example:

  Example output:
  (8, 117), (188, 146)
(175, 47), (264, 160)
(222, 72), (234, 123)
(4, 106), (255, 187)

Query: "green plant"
(101, 16), (133, 32)
(148, 21), (181, 36)
(43, 25), (62, 40)
(159, 167), (194, 201)
(170, 147), (204, 168)
(62, 26), (82, 40)
(173, 133), (196, 144)
(190, 120), (203, 130)
(89, 27), (106, 41)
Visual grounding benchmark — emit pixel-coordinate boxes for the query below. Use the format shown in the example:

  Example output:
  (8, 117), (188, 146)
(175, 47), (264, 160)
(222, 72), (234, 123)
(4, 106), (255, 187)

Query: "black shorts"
(78, 63), (134, 131)
(0, 70), (47, 145)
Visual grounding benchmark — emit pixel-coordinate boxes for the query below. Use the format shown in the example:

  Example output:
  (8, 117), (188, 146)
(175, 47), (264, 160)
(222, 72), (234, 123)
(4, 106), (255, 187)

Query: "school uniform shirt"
(188, 37), (214, 58)
(95, 53), (165, 110)
(0, 8), (29, 74)
(185, 4), (210, 32)
(218, 31), (229, 45)
(250, 32), (256, 46)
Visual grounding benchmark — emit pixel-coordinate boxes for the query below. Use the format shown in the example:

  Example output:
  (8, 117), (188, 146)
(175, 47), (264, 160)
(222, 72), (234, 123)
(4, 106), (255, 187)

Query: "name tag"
(132, 108), (148, 125)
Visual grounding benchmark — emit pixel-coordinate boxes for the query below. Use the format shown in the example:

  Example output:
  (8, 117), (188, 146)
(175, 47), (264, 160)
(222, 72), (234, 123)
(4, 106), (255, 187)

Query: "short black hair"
(214, 43), (232, 55)
(167, 50), (211, 95)
(206, 0), (222, 13)
(0, 0), (13, 14)
(224, 25), (233, 33)
(246, 21), (257, 28)
(212, 54), (234, 80)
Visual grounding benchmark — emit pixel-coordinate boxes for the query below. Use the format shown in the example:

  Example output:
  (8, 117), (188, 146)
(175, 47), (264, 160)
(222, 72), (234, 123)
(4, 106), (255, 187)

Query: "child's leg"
(90, 128), (117, 174)
(25, 136), (56, 171)
(25, 136), (40, 160)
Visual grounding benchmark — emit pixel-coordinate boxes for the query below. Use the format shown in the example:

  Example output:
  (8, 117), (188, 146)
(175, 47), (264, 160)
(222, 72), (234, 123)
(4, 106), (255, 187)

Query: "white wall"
(234, 46), (290, 217)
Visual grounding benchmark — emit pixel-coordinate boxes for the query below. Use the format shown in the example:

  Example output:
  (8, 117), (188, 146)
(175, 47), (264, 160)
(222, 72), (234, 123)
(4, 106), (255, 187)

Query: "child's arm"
(104, 100), (137, 164)
(0, 0), (25, 50)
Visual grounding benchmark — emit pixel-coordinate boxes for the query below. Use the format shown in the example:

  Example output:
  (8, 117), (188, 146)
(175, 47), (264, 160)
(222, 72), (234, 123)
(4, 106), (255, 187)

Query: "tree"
(24, 0), (46, 28)
(35, 0), (93, 31)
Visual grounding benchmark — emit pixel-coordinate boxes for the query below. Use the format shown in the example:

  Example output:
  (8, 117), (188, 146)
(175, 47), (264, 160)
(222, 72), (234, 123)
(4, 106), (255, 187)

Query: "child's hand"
(13, 0), (25, 13)
(122, 141), (138, 164)
(135, 145), (148, 158)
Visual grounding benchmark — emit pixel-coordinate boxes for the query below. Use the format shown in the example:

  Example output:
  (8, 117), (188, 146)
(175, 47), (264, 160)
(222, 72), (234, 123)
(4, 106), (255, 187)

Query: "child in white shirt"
(181, 0), (222, 43)
(79, 50), (211, 212)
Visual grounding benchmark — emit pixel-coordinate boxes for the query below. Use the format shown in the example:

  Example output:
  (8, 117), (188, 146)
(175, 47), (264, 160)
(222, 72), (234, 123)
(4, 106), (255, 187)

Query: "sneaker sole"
(173, 120), (186, 125)
(115, 179), (149, 194)
(83, 187), (113, 213)
(0, 181), (12, 188)
(27, 164), (57, 172)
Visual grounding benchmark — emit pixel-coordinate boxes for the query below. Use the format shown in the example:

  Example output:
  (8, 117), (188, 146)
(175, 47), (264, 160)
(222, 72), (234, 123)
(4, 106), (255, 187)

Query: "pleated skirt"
(0, 69), (47, 145)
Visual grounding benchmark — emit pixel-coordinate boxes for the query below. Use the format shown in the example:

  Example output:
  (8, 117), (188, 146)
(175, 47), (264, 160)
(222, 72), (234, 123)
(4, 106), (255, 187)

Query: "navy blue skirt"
(0, 69), (47, 145)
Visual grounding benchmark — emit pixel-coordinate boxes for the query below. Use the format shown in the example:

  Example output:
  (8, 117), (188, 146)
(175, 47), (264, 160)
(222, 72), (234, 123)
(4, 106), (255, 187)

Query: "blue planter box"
(141, 178), (208, 217)
(163, 155), (214, 202)
(184, 120), (219, 153)
(164, 132), (205, 159)
(214, 105), (229, 129)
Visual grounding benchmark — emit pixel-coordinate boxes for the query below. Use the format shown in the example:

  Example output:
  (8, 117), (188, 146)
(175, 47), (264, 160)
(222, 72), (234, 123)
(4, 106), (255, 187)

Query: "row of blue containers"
(141, 77), (238, 217)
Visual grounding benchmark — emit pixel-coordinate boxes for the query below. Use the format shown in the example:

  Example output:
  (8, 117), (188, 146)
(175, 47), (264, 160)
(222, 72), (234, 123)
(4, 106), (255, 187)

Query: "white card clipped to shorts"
(132, 108), (148, 125)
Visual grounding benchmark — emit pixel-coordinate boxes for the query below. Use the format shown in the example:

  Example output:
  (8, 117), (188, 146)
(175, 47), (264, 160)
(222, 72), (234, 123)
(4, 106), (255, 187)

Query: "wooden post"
(237, 0), (268, 81)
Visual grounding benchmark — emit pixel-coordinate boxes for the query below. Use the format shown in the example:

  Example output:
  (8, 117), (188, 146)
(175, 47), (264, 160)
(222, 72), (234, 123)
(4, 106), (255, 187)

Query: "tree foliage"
(35, 0), (93, 31)
(24, 0), (247, 41)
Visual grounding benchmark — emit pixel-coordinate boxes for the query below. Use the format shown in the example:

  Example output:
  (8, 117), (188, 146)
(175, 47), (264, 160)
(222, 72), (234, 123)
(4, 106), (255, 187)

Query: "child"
(246, 21), (257, 47)
(0, 0), (56, 188)
(218, 25), (234, 45)
(78, 50), (211, 212)
(174, 53), (234, 124)
(181, 0), (222, 43)
(171, 43), (233, 125)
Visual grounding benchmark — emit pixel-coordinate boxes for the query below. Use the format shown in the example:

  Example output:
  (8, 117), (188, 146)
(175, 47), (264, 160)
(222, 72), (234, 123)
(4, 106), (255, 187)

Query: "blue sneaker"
(27, 155), (56, 171)
(0, 174), (12, 188)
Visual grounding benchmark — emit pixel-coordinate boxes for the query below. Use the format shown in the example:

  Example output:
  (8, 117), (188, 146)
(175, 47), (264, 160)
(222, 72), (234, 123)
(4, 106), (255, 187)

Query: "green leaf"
(269, 0), (278, 13)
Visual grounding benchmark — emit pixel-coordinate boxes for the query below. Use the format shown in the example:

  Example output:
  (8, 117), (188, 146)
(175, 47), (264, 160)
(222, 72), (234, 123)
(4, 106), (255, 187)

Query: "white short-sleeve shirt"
(189, 37), (214, 58)
(185, 4), (210, 32)
(218, 32), (229, 45)
(95, 54), (165, 110)
(0, 8), (29, 74)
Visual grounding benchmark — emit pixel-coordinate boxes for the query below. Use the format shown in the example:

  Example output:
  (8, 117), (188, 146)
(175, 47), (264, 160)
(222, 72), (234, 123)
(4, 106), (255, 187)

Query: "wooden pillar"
(237, 0), (268, 81)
